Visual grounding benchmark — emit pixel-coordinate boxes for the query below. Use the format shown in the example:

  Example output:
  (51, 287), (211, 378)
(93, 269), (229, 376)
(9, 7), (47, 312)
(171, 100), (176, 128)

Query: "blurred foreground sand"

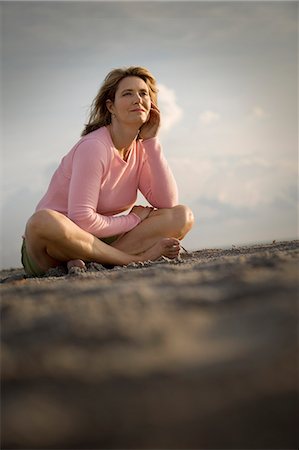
(1, 240), (298, 449)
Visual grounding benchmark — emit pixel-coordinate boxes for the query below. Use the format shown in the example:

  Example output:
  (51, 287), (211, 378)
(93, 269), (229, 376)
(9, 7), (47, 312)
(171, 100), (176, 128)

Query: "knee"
(171, 204), (194, 238)
(25, 209), (68, 239)
(27, 209), (56, 231)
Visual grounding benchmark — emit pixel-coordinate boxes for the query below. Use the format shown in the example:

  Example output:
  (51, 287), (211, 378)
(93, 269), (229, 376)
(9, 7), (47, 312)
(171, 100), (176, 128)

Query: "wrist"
(141, 135), (159, 144)
(139, 129), (159, 141)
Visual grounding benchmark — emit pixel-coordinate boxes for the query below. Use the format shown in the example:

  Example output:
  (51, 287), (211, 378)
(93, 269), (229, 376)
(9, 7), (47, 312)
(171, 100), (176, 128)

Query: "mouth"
(130, 108), (146, 113)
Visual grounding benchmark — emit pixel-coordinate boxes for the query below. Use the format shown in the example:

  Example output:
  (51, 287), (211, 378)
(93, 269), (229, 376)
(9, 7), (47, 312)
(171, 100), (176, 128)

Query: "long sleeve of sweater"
(68, 139), (141, 237)
(138, 137), (179, 208)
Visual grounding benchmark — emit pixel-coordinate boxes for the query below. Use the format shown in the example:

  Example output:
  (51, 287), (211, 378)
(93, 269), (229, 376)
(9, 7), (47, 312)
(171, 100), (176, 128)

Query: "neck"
(108, 122), (139, 158)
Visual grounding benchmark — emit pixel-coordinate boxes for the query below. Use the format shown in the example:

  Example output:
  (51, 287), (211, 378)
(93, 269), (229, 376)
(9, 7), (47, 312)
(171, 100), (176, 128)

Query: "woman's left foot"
(140, 238), (181, 261)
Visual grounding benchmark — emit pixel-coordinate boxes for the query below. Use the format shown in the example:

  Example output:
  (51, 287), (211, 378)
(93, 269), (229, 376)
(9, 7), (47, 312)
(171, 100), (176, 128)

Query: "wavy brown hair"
(81, 66), (158, 136)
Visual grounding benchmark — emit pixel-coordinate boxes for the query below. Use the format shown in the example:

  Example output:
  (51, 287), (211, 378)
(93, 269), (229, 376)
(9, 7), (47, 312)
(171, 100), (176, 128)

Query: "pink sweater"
(36, 126), (178, 238)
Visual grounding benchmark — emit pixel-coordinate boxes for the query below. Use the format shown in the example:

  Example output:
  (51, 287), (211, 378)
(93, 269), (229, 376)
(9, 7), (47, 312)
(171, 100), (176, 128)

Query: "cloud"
(251, 106), (268, 119)
(168, 153), (297, 251)
(157, 84), (183, 131)
(168, 155), (297, 210)
(199, 110), (220, 126)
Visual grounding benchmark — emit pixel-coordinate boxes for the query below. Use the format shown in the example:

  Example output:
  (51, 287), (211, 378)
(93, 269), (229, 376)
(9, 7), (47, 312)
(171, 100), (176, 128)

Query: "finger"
(150, 107), (160, 117)
(151, 102), (160, 111)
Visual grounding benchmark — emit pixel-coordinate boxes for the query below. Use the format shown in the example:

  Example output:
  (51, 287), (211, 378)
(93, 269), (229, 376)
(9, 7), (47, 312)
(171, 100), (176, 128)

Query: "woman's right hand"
(138, 102), (161, 140)
(130, 205), (154, 222)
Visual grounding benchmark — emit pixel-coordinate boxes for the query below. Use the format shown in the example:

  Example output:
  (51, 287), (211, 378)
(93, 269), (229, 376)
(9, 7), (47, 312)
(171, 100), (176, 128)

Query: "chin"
(131, 119), (145, 127)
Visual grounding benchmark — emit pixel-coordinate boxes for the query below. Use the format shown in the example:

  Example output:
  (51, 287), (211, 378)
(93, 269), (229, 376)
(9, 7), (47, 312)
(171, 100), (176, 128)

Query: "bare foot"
(139, 238), (181, 262)
(67, 259), (86, 271)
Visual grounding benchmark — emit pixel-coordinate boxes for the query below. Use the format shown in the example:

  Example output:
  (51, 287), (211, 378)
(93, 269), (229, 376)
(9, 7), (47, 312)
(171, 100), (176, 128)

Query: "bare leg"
(24, 209), (181, 272)
(112, 204), (194, 255)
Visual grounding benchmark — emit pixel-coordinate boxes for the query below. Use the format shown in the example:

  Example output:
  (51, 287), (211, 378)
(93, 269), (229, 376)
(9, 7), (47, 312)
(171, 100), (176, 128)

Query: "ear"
(106, 99), (114, 114)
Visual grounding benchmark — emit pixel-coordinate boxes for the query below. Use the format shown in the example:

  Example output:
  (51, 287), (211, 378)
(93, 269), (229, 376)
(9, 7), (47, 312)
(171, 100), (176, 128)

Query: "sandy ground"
(1, 240), (298, 449)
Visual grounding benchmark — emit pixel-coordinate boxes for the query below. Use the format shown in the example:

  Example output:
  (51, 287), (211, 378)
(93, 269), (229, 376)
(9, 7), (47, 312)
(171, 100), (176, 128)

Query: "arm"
(138, 102), (178, 208)
(68, 139), (141, 237)
(138, 137), (179, 208)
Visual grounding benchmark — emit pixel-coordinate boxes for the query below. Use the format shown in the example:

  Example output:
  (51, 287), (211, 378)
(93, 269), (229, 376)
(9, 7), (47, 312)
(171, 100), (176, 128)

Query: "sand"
(1, 240), (298, 449)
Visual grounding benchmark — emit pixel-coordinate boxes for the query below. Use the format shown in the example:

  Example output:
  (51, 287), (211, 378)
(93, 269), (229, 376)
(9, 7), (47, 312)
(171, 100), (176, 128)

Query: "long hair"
(81, 66), (158, 136)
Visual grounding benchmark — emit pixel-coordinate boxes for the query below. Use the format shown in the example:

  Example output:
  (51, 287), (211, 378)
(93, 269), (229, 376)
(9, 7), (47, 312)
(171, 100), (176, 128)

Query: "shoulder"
(77, 126), (110, 148)
(73, 127), (112, 163)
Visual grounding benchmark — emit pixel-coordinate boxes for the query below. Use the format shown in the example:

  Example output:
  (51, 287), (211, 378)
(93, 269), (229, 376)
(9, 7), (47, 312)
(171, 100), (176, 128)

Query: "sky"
(1, 1), (298, 269)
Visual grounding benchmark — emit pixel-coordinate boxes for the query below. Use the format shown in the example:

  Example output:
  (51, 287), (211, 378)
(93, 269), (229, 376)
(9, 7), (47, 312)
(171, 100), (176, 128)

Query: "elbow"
(152, 199), (178, 209)
(167, 192), (179, 208)
(149, 191), (179, 209)
(166, 198), (179, 208)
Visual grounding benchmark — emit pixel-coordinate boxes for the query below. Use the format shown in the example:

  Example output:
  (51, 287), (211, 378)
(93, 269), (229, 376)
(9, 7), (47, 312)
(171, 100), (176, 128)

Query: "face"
(107, 76), (151, 127)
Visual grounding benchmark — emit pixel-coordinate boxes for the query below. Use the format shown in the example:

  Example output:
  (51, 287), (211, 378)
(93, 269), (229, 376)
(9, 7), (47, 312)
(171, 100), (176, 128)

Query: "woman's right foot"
(67, 259), (86, 271)
(139, 238), (181, 262)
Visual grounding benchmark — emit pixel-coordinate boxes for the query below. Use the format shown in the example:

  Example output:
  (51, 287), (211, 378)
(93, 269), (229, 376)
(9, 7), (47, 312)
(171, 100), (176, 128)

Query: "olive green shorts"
(21, 238), (46, 277)
(100, 235), (119, 245)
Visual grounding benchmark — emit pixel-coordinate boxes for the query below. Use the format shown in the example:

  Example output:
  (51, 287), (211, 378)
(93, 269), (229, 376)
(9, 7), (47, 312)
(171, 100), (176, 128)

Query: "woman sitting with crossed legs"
(22, 66), (194, 277)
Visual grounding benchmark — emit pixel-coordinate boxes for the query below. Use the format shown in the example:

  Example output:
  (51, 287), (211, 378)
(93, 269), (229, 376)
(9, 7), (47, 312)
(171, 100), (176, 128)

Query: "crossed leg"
(23, 206), (193, 274)
(112, 204), (194, 254)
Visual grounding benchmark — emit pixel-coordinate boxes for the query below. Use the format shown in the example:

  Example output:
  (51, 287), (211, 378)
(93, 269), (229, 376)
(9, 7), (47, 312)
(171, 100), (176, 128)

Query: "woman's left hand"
(139, 103), (161, 140)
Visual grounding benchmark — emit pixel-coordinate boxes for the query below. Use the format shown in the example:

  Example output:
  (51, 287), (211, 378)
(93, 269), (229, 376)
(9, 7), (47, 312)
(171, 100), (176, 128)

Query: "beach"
(1, 240), (298, 449)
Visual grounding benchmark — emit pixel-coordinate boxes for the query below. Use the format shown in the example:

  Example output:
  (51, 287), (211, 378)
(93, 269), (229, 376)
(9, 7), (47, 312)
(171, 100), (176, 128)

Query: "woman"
(21, 66), (194, 276)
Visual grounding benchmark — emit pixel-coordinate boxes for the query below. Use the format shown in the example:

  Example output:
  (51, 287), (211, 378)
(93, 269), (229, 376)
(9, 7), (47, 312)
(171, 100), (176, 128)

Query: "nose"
(133, 92), (142, 103)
